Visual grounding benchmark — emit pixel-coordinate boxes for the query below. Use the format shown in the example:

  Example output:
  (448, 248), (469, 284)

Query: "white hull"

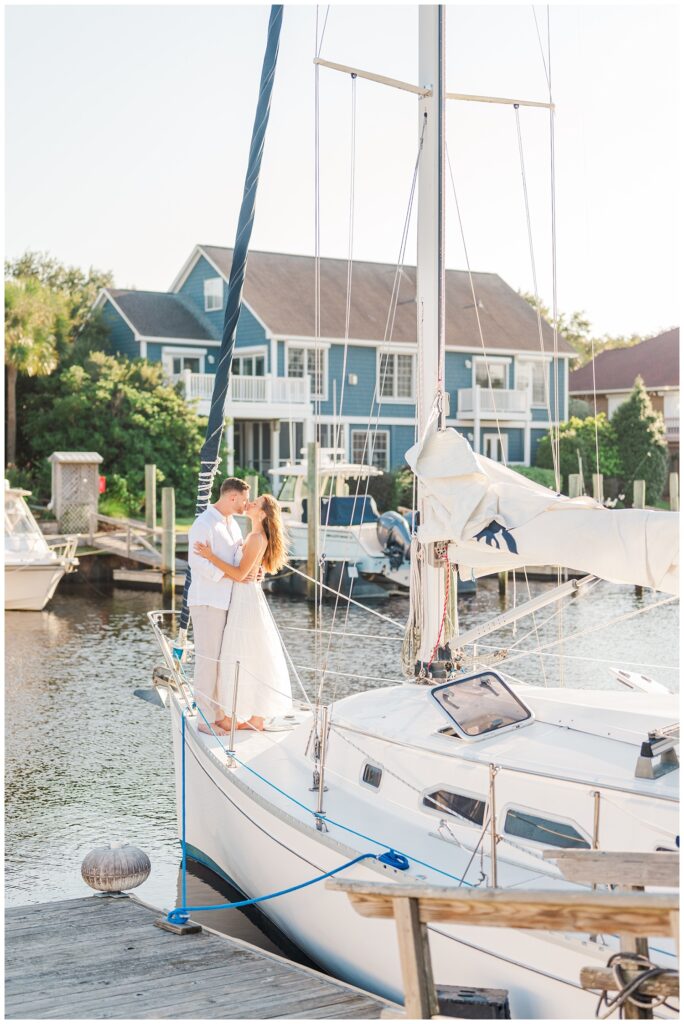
(170, 698), (620, 1019)
(5, 562), (67, 610)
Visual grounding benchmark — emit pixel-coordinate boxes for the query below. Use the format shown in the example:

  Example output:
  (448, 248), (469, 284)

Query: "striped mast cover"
(178, 5), (284, 637)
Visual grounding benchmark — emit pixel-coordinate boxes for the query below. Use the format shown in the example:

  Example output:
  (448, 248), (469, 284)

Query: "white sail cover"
(406, 429), (679, 596)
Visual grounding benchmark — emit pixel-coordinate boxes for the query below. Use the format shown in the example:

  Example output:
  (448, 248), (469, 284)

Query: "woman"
(193, 494), (292, 732)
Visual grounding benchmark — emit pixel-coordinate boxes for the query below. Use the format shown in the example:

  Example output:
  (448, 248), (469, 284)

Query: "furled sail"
(406, 428), (679, 596)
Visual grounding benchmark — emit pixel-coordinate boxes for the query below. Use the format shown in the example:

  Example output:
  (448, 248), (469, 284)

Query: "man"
(188, 477), (250, 734)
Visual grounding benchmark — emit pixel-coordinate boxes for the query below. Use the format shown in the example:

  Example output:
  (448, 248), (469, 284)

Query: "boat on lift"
(4, 482), (78, 610)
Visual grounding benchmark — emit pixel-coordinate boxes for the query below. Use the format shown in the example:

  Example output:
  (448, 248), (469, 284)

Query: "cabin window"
(517, 359), (547, 406)
(378, 352), (415, 400)
(423, 789), (485, 826)
(277, 476), (297, 503)
(504, 809), (589, 849)
(351, 430), (389, 470)
(204, 277), (223, 312)
(361, 763), (382, 789)
(287, 346), (326, 399)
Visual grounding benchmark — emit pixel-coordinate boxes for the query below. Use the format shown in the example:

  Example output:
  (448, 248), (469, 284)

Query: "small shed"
(48, 452), (104, 533)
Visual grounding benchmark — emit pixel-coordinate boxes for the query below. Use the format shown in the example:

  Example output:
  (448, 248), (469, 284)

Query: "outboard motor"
(377, 511), (412, 569)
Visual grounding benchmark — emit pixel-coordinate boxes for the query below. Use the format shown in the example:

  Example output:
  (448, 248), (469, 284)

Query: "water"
(5, 579), (678, 940)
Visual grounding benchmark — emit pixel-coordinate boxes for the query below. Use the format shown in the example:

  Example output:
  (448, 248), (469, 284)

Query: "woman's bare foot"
(246, 716), (265, 732)
(214, 716), (234, 732)
(199, 722), (228, 736)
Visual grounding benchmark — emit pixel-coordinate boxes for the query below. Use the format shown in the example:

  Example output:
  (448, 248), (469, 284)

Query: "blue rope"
(181, 711), (188, 912)
(189, 702), (474, 888)
(167, 852), (377, 925)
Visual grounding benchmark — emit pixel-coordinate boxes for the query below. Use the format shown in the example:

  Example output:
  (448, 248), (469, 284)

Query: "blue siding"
(176, 254), (269, 360)
(506, 428), (524, 463)
(531, 428), (549, 463)
(390, 425), (416, 468)
(532, 359), (567, 422)
(102, 299), (139, 360)
(277, 341), (285, 376)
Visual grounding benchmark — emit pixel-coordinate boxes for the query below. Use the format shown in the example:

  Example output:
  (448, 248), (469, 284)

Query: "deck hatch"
(431, 671), (533, 741)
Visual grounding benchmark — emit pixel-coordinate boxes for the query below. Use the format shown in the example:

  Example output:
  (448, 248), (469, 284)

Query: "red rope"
(427, 551), (451, 669)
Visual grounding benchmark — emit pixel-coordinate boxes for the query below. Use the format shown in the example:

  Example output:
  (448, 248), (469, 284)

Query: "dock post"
(306, 441), (320, 603)
(498, 571), (508, 601)
(669, 472), (679, 512)
(568, 473), (582, 498)
(161, 487), (176, 605)
(145, 464), (157, 532)
(633, 480), (645, 597)
(592, 473), (604, 503)
(245, 474), (259, 501)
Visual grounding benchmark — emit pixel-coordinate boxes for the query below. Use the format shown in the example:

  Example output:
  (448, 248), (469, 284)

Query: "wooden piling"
(161, 487), (176, 604)
(246, 474), (259, 501)
(145, 464), (157, 531)
(592, 473), (603, 503)
(498, 571), (508, 600)
(307, 441), (320, 603)
(633, 479), (646, 509)
(669, 472), (679, 512)
(568, 473), (582, 498)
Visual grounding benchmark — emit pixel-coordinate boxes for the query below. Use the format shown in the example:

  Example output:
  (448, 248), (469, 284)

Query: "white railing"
(457, 386), (529, 416)
(173, 372), (311, 407)
(664, 416), (679, 440)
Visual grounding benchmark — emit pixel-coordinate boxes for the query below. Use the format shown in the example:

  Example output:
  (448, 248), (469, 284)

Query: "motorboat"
(5, 482), (78, 610)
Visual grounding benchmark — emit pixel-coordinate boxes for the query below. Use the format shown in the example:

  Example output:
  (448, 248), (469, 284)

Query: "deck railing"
(664, 416), (679, 441)
(457, 386), (529, 416)
(173, 372), (310, 407)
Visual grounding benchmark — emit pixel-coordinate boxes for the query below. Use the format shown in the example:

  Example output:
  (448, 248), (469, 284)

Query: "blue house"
(94, 244), (574, 481)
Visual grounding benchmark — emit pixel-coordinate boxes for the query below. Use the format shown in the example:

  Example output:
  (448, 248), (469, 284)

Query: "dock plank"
(6, 896), (394, 1019)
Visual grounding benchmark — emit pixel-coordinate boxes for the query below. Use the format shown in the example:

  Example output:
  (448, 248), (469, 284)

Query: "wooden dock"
(5, 895), (397, 1019)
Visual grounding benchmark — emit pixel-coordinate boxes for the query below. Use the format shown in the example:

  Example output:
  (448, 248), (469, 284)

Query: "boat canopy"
(406, 429), (679, 596)
(270, 448), (382, 479)
(5, 484), (52, 561)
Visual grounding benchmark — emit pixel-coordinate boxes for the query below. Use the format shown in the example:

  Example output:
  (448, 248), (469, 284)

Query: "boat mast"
(414, 5), (452, 677)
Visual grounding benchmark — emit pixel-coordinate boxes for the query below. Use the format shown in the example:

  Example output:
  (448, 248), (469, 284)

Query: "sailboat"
(150, 6), (679, 1018)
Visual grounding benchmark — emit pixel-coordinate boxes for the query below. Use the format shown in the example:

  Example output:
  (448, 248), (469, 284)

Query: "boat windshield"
(431, 671), (532, 739)
(5, 493), (51, 557)
(277, 476), (297, 503)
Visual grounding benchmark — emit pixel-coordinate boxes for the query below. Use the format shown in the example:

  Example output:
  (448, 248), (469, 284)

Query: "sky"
(4, 3), (680, 338)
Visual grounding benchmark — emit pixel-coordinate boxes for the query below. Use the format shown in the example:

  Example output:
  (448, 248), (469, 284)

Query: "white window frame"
(501, 800), (591, 850)
(232, 346), (268, 377)
(420, 783), (488, 830)
(204, 277), (223, 312)
(285, 341), (328, 401)
(516, 355), (550, 408)
(472, 355), (511, 391)
(162, 347), (206, 377)
(351, 429), (389, 470)
(482, 433), (508, 463)
(377, 348), (416, 404)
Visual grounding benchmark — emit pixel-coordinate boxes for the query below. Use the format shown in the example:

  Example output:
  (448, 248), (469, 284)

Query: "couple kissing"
(188, 477), (292, 735)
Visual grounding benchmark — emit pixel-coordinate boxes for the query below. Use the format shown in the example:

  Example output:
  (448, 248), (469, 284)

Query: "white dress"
(218, 580), (293, 721)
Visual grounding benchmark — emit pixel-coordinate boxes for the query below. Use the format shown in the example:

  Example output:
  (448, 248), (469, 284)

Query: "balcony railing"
(457, 386), (529, 417)
(664, 416), (679, 441)
(173, 372), (311, 407)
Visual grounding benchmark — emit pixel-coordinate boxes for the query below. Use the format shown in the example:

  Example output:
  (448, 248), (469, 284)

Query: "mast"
(414, 5), (453, 677)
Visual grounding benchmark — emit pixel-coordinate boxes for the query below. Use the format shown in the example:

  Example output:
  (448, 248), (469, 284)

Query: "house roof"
(195, 246), (575, 354)
(106, 289), (217, 341)
(569, 328), (680, 393)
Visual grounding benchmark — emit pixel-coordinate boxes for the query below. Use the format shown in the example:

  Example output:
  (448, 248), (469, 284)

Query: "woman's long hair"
(260, 494), (287, 574)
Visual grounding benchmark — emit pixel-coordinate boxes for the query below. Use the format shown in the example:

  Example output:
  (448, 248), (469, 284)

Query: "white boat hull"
(5, 562), (67, 610)
(170, 700), (607, 1019)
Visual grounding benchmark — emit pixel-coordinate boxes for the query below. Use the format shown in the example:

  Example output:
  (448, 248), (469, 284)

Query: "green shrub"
(513, 465), (557, 489)
(568, 398), (591, 419)
(536, 413), (621, 492)
(99, 473), (142, 517)
(610, 377), (668, 505)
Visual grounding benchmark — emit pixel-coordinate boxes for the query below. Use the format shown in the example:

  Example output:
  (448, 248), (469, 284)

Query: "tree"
(20, 353), (207, 516)
(5, 278), (63, 464)
(610, 377), (668, 506)
(536, 413), (622, 491)
(519, 291), (643, 367)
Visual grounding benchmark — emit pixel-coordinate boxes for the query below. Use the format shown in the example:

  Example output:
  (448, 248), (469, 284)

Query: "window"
(475, 358), (507, 390)
(504, 809), (589, 849)
(517, 360), (547, 406)
(483, 434), (508, 463)
(172, 355), (201, 375)
(232, 354), (265, 376)
(431, 671), (533, 739)
(351, 430), (389, 470)
(277, 476), (297, 502)
(361, 763), (382, 789)
(287, 346), (326, 399)
(204, 277), (223, 312)
(423, 789), (485, 825)
(316, 423), (344, 450)
(378, 352), (415, 400)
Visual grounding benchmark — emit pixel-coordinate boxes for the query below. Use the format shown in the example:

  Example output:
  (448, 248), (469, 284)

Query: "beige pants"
(190, 605), (228, 722)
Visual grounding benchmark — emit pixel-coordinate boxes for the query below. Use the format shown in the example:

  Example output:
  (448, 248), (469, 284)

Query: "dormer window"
(204, 277), (223, 312)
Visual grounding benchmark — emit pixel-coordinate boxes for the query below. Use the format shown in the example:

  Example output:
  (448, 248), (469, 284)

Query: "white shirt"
(187, 506), (243, 610)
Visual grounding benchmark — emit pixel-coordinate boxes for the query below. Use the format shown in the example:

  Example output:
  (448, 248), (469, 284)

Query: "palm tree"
(5, 278), (62, 465)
